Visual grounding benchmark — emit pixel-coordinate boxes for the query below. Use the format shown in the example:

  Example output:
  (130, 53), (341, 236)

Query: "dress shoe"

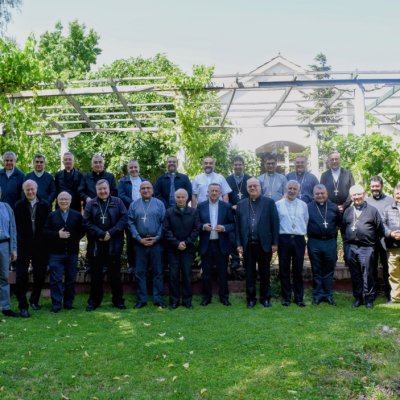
(2, 309), (20, 317)
(365, 302), (374, 309)
(326, 298), (336, 306)
(261, 300), (272, 308)
(63, 305), (74, 310)
(20, 308), (30, 318)
(169, 303), (179, 310)
(183, 303), (193, 309)
(352, 299), (363, 308)
(113, 304), (127, 310)
(296, 302), (306, 308)
(221, 299), (232, 306)
(30, 303), (42, 311)
(281, 301), (291, 307)
(50, 306), (61, 313)
(247, 300), (256, 309)
(312, 299), (321, 305)
(134, 302), (147, 309)
(200, 299), (211, 306)
(86, 304), (97, 312)
(154, 302), (167, 309)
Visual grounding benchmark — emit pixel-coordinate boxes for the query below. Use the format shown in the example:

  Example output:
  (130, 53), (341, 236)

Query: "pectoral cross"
(351, 225), (357, 232)
(238, 191), (243, 200)
(100, 216), (107, 224)
(323, 221), (328, 228)
(141, 215), (147, 223)
(334, 189), (339, 196)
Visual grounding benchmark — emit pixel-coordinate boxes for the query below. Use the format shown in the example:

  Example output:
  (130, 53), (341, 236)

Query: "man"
(236, 178), (279, 308)
(382, 183), (400, 304)
(276, 180), (309, 307)
(163, 189), (200, 309)
(154, 156), (192, 209)
(44, 192), (85, 313)
(258, 154), (287, 202)
(320, 151), (354, 214)
(118, 160), (146, 273)
(191, 156), (231, 208)
(79, 154), (117, 205)
(342, 185), (384, 308)
(24, 154), (56, 207)
(366, 176), (393, 300)
(55, 152), (83, 212)
(15, 180), (51, 317)
(198, 183), (235, 306)
(128, 181), (166, 309)
(226, 156), (251, 208)
(307, 184), (341, 305)
(286, 155), (319, 204)
(0, 187), (19, 317)
(0, 151), (24, 210)
(83, 180), (127, 311)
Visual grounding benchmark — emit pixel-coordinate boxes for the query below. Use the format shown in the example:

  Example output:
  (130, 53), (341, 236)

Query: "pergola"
(7, 70), (400, 172)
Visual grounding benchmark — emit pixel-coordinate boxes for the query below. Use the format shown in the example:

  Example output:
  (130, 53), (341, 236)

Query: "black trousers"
(15, 248), (48, 310)
(201, 240), (229, 302)
(278, 234), (306, 303)
(244, 241), (272, 302)
(125, 229), (135, 270)
(168, 247), (194, 305)
(373, 240), (390, 299)
(87, 243), (124, 307)
(345, 244), (375, 301)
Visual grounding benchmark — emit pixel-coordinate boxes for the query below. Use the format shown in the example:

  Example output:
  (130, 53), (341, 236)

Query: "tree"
(0, 0), (21, 35)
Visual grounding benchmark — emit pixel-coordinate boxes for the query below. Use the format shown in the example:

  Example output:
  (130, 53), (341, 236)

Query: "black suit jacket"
(198, 200), (235, 256)
(154, 172), (192, 208)
(55, 168), (83, 212)
(44, 209), (85, 255)
(320, 168), (355, 209)
(235, 196), (279, 253)
(226, 173), (251, 205)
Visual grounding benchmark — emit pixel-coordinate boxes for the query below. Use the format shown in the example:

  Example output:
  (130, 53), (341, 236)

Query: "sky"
(6, 0), (400, 74)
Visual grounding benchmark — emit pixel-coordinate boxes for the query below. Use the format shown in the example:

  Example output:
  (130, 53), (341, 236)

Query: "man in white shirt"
(191, 156), (231, 208)
(276, 180), (309, 307)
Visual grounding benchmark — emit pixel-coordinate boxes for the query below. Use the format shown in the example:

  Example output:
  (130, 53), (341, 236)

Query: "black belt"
(280, 234), (303, 238)
(308, 234), (336, 240)
(0, 238), (10, 244)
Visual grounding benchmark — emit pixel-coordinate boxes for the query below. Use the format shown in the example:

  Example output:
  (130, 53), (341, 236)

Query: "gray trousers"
(0, 241), (11, 311)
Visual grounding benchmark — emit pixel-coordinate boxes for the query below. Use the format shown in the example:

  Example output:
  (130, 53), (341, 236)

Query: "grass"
(1, 292), (400, 400)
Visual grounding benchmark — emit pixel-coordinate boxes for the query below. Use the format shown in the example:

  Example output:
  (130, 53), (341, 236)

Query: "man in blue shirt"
(0, 151), (24, 210)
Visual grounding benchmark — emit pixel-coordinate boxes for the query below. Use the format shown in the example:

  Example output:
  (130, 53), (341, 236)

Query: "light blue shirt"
(129, 176), (142, 202)
(276, 198), (309, 235)
(209, 200), (219, 240)
(258, 172), (287, 202)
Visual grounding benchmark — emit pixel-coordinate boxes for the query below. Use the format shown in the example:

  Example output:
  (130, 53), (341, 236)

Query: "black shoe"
(50, 306), (61, 313)
(183, 303), (193, 309)
(261, 300), (272, 308)
(326, 298), (336, 306)
(134, 302), (147, 309)
(154, 302), (167, 309)
(113, 304), (127, 310)
(2, 309), (20, 317)
(247, 300), (256, 309)
(86, 304), (97, 312)
(30, 303), (42, 311)
(296, 302), (306, 308)
(20, 308), (30, 318)
(221, 299), (232, 306)
(312, 299), (321, 305)
(63, 305), (74, 310)
(352, 299), (363, 308)
(281, 301), (291, 307)
(169, 303), (179, 310)
(365, 302), (374, 309)
(200, 299), (211, 306)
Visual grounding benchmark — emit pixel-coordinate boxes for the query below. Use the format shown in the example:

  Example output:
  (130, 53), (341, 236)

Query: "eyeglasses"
(35, 161), (44, 164)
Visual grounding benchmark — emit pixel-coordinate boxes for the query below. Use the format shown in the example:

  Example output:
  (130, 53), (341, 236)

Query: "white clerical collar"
(29, 198), (38, 206)
(34, 171), (44, 178)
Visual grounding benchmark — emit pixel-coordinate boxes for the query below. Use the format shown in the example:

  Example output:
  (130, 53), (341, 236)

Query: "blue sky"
(7, 0), (400, 74)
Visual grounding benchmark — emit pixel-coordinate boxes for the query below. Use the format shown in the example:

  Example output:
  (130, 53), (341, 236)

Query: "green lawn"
(1, 292), (399, 400)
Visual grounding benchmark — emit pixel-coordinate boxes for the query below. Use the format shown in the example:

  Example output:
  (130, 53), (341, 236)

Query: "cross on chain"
(100, 216), (107, 224)
(141, 215), (147, 223)
(334, 189), (339, 196)
(237, 191), (243, 200)
(323, 221), (328, 228)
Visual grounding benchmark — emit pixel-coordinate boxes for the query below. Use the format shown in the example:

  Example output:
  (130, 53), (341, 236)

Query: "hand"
(391, 230), (400, 241)
(338, 205), (344, 213)
(59, 228), (71, 239)
(10, 251), (17, 262)
(232, 205), (237, 210)
(103, 232), (111, 241)
(203, 223), (213, 232)
(178, 241), (186, 251)
(237, 246), (243, 256)
(140, 237), (155, 246)
(86, 197), (91, 203)
(214, 225), (225, 233)
(272, 245), (278, 253)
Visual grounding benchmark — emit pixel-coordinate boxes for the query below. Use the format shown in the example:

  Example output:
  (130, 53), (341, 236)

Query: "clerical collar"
(205, 171), (214, 176)
(64, 169), (73, 173)
(354, 202), (366, 211)
(234, 173), (244, 178)
(318, 202), (326, 206)
(178, 206), (185, 211)
(143, 198), (151, 203)
(373, 193), (383, 200)
(5, 168), (14, 177)
(29, 198), (38, 206)
(250, 196), (261, 202)
(93, 171), (103, 176)
(267, 172), (275, 176)
(101, 197), (110, 203)
(34, 171), (44, 178)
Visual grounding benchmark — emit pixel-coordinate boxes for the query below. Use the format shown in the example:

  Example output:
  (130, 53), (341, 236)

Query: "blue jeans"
(49, 253), (78, 308)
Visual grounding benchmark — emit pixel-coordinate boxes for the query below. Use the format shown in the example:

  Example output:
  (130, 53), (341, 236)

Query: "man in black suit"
(198, 183), (235, 306)
(236, 177), (279, 308)
(154, 156), (192, 209)
(14, 180), (51, 317)
(44, 192), (85, 313)
(55, 152), (83, 212)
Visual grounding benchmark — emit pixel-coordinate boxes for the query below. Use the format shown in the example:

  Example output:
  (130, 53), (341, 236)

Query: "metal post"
(60, 136), (69, 170)
(354, 84), (366, 135)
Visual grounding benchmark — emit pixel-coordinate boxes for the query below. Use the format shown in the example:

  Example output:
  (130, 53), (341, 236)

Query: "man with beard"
(0, 151), (24, 210)
(55, 152), (83, 212)
(79, 154), (117, 205)
(286, 155), (319, 204)
(307, 184), (341, 305)
(24, 154), (56, 207)
(226, 156), (251, 208)
(155, 156), (192, 209)
(191, 156), (231, 208)
(15, 180), (51, 317)
(236, 178), (279, 308)
(258, 154), (287, 202)
(342, 185), (384, 308)
(84, 180), (127, 311)
(366, 176), (393, 300)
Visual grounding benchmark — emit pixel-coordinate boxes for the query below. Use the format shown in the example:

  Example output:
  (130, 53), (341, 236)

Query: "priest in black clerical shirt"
(342, 184), (384, 309)
(307, 184), (341, 305)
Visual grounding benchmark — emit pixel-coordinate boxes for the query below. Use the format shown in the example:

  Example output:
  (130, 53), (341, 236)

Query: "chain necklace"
(351, 204), (364, 231)
(315, 202), (328, 229)
(264, 173), (276, 198)
(249, 198), (258, 235)
(99, 198), (110, 224)
(141, 198), (153, 223)
(234, 175), (244, 200)
(296, 172), (306, 199)
(331, 170), (340, 196)
(285, 198), (298, 230)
